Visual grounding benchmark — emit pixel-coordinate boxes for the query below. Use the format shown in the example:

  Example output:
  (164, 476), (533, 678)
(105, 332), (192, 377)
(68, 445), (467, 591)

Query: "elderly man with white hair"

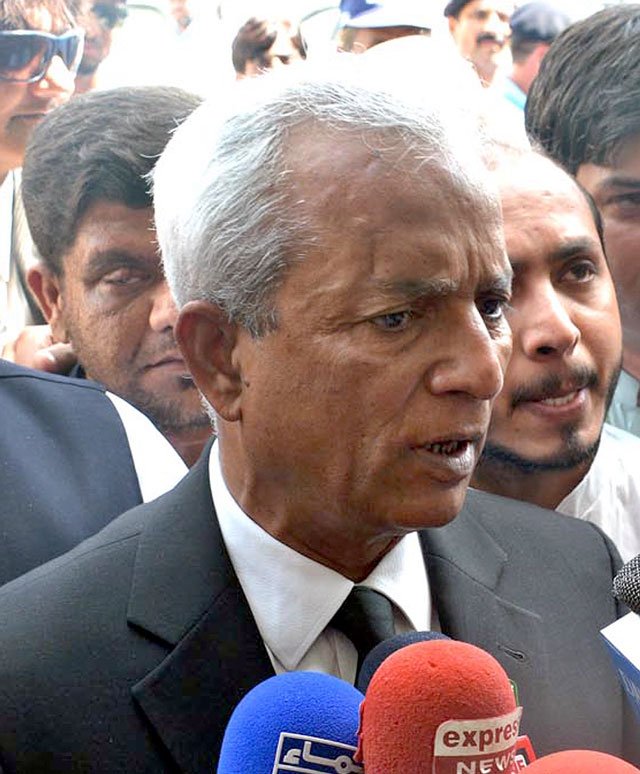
(0, 55), (634, 771)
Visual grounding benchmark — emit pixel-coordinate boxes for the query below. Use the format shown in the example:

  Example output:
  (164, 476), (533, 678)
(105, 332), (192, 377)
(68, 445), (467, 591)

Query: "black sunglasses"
(0, 29), (85, 83)
(92, 3), (129, 30)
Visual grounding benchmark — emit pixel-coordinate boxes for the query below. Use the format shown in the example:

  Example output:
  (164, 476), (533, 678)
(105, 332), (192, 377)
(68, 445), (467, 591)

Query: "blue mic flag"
(217, 671), (364, 774)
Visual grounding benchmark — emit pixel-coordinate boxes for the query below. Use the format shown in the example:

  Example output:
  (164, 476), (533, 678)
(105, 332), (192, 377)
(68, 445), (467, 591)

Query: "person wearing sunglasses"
(0, 0), (84, 368)
(75, 0), (127, 94)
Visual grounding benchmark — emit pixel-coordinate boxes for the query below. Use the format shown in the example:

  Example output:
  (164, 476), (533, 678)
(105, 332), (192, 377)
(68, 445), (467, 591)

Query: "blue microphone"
(356, 630), (449, 693)
(217, 671), (364, 773)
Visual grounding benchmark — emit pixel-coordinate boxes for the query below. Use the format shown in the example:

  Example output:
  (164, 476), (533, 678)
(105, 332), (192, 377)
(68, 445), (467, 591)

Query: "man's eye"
(602, 191), (640, 221)
(101, 268), (146, 286)
(563, 261), (596, 283)
(477, 297), (505, 320)
(371, 310), (414, 331)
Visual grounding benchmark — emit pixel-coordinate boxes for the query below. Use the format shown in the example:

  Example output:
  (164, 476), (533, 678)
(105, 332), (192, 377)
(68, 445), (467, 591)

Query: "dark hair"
(525, 5), (640, 174)
(510, 36), (540, 64)
(21, 86), (202, 275)
(231, 17), (305, 75)
(0, 0), (83, 30)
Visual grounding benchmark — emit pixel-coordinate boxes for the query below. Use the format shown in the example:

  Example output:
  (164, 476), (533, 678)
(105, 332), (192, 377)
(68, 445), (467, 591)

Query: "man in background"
(336, 0), (432, 53)
(23, 86), (212, 466)
(500, 2), (569, 114)
(0, 0), (83, 362)
(231, 16), (305, 78)
(473, 147), (640, 562)
(75, 0), (128, 93)
(445, 0), (514, 85)
(526, 6), (640, 436)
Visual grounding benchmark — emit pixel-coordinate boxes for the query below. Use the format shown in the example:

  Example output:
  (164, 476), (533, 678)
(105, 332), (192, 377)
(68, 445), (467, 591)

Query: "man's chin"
(392, 487), (470, 532)
(479, 436), (600, 475)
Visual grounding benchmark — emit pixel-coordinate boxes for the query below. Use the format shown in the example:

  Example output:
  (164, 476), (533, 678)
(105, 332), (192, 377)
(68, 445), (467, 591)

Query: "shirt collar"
(615, 369), (640, 408)
(209, 441), (430, 670)
(502, 77), (526, 111)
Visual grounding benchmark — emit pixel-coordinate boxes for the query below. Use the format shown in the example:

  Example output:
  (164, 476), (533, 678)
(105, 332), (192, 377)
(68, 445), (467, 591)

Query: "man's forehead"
(499, 155), (590, 211)
(288, 128), (496, 219)
(500, 165), (603, 259)
(461, 0), (514, 16)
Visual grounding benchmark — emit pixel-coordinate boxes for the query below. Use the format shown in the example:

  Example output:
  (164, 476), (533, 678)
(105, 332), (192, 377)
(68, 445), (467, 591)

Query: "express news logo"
(271, 732), (363, 774)
(432, 706), (523, 774)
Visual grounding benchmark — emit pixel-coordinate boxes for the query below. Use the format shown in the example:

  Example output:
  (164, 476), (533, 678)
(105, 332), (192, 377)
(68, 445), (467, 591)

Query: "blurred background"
(100, 0), (639, 95)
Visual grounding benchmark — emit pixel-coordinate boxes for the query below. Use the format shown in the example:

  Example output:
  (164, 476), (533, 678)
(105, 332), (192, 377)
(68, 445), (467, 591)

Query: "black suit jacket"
(0, 450), (636, 772)
(0, 360), (143, 584)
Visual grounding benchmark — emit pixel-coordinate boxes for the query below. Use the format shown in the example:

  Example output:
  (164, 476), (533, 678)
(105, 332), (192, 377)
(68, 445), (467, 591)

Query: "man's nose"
(427, 309), (509, 401)
(484, 12), (508, 39)
(149, 284), (179, 333)
(32, 55), (75, 94)
(518, 285), (580, 360)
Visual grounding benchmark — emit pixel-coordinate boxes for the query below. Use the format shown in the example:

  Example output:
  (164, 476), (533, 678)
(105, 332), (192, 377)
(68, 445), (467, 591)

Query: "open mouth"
(421, 440), (470, 456)
(537, 390), (579, 407)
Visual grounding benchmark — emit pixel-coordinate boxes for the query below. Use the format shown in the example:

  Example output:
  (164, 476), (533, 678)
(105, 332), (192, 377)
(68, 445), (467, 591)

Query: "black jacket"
(0, 449), (636, 772)
(0, 359), (142, 584)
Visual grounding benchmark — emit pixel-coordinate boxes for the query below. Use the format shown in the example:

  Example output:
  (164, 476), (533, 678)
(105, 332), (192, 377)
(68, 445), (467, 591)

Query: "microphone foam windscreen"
(358, 639), (520, 774)
(217, 671), (364, 774)
(357, 630), (449, 693)
(525, 749), (640, 772)
(613, 554), (640, 614)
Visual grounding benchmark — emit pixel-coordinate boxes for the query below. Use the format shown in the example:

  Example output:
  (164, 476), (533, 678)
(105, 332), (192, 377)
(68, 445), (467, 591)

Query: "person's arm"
(1, 324), (76, 373)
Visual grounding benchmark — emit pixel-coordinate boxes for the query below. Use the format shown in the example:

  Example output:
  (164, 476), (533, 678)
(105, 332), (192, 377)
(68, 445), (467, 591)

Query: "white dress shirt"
(557, 423), (640, 563)
(209, 440), (433, 683)
(107, 392), (188, 502)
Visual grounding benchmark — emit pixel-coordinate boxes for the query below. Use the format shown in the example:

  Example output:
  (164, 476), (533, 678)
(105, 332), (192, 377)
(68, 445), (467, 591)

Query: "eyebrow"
(372, 269), (513, 301)
(84, 250), (160, 279)
(595, 175), (640, 192)
(510, 238), (601, 270)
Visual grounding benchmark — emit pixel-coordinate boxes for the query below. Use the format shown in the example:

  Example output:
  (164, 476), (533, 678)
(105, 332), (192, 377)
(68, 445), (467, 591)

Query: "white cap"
(339, 1), (435, 30)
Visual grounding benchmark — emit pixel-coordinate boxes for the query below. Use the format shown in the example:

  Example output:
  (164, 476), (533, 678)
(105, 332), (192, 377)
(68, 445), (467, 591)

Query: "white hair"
(153, 50), (497, 337)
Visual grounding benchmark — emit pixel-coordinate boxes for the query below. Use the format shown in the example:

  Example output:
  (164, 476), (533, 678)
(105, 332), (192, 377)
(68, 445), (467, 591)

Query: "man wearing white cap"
(337, 0), (433, 53)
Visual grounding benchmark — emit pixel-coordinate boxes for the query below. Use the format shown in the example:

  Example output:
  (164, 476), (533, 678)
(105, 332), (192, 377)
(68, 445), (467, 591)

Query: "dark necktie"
(330, 586), (396, 674)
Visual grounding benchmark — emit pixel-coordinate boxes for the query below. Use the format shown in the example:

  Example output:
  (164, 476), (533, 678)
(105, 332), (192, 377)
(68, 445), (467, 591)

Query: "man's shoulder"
(0, 455), (211, 609)
(0, 358), (105, 394)
(459, 487), (620, 571)
(602, 422), (640, 452)
(580, 423), (640, 489)
(464, 486), (615, 541)
(0, 498), (149, 608)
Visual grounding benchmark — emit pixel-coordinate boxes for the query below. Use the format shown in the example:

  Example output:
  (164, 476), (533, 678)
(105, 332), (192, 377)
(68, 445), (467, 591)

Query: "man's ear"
(26, 264), (70, 343)
(176, 301), (244, 423)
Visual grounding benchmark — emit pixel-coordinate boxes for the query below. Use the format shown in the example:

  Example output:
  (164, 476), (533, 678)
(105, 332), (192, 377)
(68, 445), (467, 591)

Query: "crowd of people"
(0, 0), (639, 771)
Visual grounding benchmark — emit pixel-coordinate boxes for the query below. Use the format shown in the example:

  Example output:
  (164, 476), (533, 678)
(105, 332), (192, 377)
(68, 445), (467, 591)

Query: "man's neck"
(472, 459), (591, 511)
(165, 425), (213, 467)
(74, 71), (99, 96)
(509, 66), (529, 96)
(218, 431), (401, 582)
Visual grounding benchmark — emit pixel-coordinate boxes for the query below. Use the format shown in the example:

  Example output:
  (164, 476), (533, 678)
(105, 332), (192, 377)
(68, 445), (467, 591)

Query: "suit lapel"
(419, 489), (549, 710)
(127, 450), (274, 772)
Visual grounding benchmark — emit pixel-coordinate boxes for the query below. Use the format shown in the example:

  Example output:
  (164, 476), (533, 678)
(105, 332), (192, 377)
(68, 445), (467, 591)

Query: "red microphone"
(525, 750), (640, 772)
(356, 639), (522, 773)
